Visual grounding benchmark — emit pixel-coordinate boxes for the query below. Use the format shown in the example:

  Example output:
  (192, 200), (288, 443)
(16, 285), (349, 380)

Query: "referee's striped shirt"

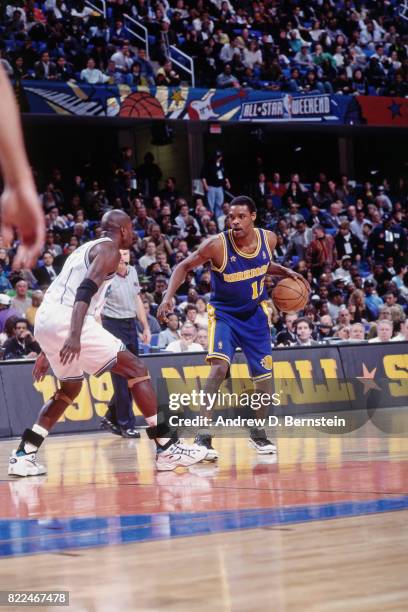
(102, 265), (140, 319)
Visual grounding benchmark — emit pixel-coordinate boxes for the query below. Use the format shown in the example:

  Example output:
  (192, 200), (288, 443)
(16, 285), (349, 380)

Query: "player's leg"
(194, 312), (236, 460)
(111, 350), (207, 470)
(100, 317), (138, 438)
(8, 379), (83, 477)
(236, 306), (276, 454)
(194, 357), (230, 461)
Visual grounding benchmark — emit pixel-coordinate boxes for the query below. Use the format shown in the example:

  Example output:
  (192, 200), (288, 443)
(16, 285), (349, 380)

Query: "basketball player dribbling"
(158, 196), (307, 460)
(0, 64), (45, 268)
(8, 210), (207, 476)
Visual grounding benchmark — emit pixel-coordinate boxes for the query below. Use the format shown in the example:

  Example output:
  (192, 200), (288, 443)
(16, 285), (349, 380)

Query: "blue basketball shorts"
(207, 303), (272, 380)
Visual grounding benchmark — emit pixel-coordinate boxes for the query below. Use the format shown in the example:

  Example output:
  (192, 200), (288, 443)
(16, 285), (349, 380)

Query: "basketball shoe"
(8, 450), (46, 477)
(249, 428), (277, 454)
(193, 431), (219, 461)
(156, 440), (207, 471)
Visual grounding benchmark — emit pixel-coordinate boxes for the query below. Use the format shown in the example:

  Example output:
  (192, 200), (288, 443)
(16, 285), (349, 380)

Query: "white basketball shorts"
(34, 303), (124, 381)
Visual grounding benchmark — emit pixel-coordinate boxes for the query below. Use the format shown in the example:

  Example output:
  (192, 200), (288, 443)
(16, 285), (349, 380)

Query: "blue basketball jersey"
(210, 228), (273, 317)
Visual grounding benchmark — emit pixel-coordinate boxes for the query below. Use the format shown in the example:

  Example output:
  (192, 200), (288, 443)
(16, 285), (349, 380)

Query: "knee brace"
(53, 390), (75, 406)
(128, 374), (151, 388)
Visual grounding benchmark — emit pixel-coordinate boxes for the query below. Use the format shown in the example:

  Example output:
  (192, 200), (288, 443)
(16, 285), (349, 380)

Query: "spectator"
(158, 313), (180, 349)
(33, 252), (59, 288)
(335, 222), (363, 260)
(276, 313), (297, 346)
(0, 264), (12, 293)
(166, 322), (202, 352)
(195, 297), (208, 329)
(0, 294), (19, 334)
(317, 315), (334, 341)
(139, 242), (157, 272)
(3, 319), (41, 360)
(110, 43), (134, 72)
(349, 322), (366, 341)
(34, 52), (57, 80)
(294, 317), (317, 346)
(201, 150), (231, 223)
(368, 319), (394, 343)
(392, 319), (408, 342)
(136, 153), (163, 199)
(327, 290), (344, 321)
(138, 297), (161, 335)
(10, 280), (31, 317)
(196, 328), (208, 351)
(306, 226), (337, 278)
(216, 63), (240, 88)
(80, 58), (109, 84)
(156, 59), (181, 86)
(25, 290), (43, 329)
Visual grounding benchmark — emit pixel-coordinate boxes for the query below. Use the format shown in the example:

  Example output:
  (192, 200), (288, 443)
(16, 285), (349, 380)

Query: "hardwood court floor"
(1, 429), (408, 611)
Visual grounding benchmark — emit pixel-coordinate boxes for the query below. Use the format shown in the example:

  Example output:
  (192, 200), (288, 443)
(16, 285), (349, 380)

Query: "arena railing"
(85, 0), (106, 19)
(123, 14), (150, 58)
(169, 45), (196, 88)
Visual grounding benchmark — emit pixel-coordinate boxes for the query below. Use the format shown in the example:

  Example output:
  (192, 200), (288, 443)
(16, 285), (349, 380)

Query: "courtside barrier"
(0, 341), (407, 437)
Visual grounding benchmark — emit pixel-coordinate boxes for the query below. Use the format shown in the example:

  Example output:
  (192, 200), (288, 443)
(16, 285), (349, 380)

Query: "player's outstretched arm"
(157, 236), (221, 322)
(60, 242), (120, 365)
(0, 65), (45, 268)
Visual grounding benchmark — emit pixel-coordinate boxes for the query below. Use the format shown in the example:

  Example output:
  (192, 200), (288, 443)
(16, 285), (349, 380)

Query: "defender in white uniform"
(35, 236), (123, 381)
(8, 210), (206, 476)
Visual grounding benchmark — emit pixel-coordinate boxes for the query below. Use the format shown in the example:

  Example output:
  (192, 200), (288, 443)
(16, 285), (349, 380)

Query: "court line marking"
(1, 495), (408, 557)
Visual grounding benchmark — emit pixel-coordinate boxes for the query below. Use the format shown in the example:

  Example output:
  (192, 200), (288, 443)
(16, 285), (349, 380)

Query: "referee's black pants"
(101, 316), (139, 430)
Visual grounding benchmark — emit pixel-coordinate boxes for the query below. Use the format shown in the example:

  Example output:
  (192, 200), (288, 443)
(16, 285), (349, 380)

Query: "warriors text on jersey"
(210, 228), (273, 316)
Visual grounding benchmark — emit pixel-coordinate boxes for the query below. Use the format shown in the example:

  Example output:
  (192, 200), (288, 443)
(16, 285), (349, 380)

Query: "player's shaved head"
(101, 209), (131, 231)
(101, 209), (134, 248)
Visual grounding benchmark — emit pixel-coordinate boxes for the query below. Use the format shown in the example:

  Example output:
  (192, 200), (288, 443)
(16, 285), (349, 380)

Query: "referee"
(100, 249), (151, 438)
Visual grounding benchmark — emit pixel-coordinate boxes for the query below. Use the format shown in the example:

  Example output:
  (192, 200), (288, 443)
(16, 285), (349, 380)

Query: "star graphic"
(230, 255), (237, 262)
(356, 364), (381, 395)
(171, 89), (185, 104)
(387, 99), (402, 119)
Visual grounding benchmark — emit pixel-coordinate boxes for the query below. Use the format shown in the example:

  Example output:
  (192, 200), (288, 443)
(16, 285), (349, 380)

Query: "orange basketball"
(272, 277), (309, 313)
(119, 92), (165, 119)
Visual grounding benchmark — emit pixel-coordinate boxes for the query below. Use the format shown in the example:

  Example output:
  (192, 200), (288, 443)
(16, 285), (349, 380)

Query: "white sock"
(145, 415), (170, 446)
(24, 424), (48, 454)
(33, 424), (49, 438)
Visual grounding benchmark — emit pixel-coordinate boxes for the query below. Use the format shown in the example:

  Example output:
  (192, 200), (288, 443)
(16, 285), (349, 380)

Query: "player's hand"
(60, 335), (81, 365)
(0, 182), (45, 269)
(157, 299), (173, 323)
(286, 270), (311, 293)
(33, 352), (49, 382)
(140, 326), (151, 346)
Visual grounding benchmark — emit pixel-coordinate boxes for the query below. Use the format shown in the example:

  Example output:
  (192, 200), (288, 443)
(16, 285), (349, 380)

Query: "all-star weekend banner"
(0, 342), (407, 438)
(14, 80), (408, 126)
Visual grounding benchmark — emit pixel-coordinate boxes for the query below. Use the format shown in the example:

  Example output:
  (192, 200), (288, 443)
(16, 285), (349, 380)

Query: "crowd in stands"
(1, 0), (408, 94)
(1, 142), (408, 360)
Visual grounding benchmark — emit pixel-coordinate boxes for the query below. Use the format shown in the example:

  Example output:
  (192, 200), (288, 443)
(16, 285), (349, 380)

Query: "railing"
(85, 0), (106, 18)
(123, 13), (149, 56)
(169, 45), (195, 87)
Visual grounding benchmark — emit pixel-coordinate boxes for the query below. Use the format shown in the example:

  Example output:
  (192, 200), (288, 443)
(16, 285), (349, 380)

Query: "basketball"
(119, 92), (165, 119)
(272, 277), (309, 313)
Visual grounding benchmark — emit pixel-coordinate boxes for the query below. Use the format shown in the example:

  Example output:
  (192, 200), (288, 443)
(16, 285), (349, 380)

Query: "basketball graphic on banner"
(119, 92), (165, 119)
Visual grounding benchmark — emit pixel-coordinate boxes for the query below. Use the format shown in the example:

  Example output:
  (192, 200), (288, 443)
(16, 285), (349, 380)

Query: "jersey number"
(251, 278), (265, 300)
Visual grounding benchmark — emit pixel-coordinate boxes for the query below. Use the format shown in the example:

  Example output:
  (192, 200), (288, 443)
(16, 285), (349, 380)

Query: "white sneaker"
(156, 441), (207, 471)
(8, 450), (47, 477)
